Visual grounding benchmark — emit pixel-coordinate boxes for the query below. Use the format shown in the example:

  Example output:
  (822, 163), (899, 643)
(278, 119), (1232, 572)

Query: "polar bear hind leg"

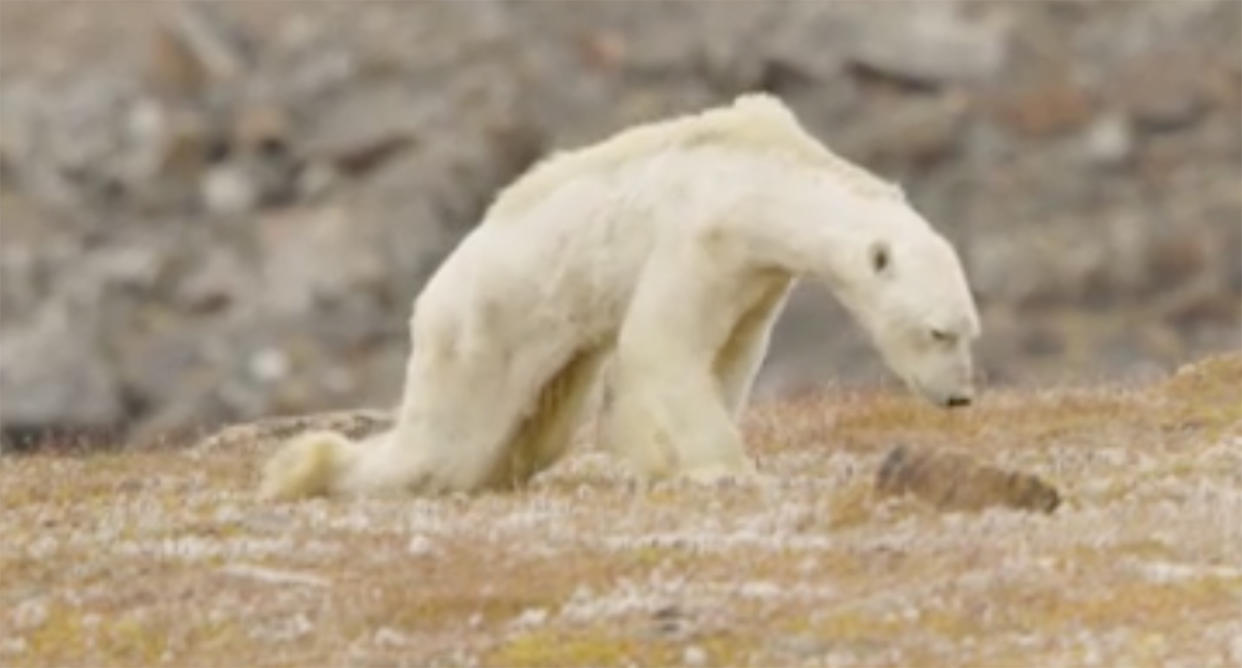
(386, 346), (552, 493)
(261, 332), (567, 498)
(502, 346), (610, 486)
(258, 430), (352, 500)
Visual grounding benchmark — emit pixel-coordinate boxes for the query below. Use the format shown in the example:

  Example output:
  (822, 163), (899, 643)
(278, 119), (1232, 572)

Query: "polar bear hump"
(486, 93), (901, 220)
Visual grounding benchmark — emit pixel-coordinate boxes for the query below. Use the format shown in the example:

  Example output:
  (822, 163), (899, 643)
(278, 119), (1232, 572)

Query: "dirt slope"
(2, 354), (1240, 667)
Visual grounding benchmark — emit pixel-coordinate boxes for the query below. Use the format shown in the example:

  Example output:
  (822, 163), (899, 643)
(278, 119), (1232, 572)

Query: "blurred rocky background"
(1, 1), (1238, 449)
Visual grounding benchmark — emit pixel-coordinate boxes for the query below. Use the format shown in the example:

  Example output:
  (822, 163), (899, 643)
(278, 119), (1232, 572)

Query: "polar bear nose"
(946, 395), (972, 408)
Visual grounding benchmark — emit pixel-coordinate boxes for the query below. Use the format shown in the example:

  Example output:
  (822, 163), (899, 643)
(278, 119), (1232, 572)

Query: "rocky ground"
(1, 3), (1239, 444)
(2, 354), (1239, 667)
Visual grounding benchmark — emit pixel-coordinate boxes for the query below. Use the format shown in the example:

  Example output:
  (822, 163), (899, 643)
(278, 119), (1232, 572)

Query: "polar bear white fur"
(260, 93), (981, 500)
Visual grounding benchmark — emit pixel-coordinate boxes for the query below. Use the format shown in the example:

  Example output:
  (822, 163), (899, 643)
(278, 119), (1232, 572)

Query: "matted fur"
(486, 93), (902, 219)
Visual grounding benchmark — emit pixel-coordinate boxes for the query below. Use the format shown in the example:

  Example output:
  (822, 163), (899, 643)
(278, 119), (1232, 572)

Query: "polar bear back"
(485, 93), (899, 221)
(416, 143), (789, 353)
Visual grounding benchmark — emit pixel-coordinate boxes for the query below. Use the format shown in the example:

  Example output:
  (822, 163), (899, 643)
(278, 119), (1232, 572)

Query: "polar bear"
(259, 93), (980, 500)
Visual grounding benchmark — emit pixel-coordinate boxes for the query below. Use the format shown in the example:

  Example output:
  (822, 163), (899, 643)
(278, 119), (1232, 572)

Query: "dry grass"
(3, 354), (1241, 667)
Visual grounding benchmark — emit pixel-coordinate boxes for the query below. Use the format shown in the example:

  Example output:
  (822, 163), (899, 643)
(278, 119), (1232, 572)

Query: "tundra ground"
(3, 355), (1240, 667)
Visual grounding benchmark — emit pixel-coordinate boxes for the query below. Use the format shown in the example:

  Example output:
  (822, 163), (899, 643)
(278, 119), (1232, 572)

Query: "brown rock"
(0, 301), (125, 436)
(234, 103), (294, 157)
(300, 79), (423, 176)
(992, 75), (1094, 137)
(842, 92), (968, 168)
(1159, 286), (1242, 331)
(1146, 236), (1208, 290)
(875, 445), (1061, 514)
(845, 5), (1010, 87)
(1115, 50), (1211, 133)
(146, 21), (208, 99)
(154, 106), (215, 176)
(578, 30), (627, 71)
(257, 205), (387, 314)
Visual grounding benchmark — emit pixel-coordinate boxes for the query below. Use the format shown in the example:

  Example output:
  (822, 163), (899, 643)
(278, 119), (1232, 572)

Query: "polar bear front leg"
(603, 237), (760, 483)
(712, 276), (793, 417)
(606, 358), (755, 482)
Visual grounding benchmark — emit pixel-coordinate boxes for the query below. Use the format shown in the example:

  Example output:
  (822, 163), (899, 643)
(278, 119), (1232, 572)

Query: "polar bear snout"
(901, 358), (977, 409)
(929, 369), (976, 409)
(916, 381), (974, 409)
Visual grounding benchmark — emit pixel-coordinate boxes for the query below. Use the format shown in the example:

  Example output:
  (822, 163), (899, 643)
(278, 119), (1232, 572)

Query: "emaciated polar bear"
(260, 93), (980, 500)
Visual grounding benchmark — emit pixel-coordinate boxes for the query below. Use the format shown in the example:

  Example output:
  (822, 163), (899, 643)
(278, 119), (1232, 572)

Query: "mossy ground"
(3, 355), (1240, 667)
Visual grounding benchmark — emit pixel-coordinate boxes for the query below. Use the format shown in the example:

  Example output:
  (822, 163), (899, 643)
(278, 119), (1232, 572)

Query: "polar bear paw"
(258, 431), (348, 501)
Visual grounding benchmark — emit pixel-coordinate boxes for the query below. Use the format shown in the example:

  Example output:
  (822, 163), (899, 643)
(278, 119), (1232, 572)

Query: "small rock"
(651, 603), (690, 637)
(145, 19), (208, 99)
(512, 607), (548, 628)
(0, 302), (123, 432)
(258, 205), (387, 314)
(1146, 236), (1207, 288)
(774, 634), (832, 658)
(682, 645), (708, 666)
(995, 76), (1094, 136)
(267, 613), (314, 641)
(90, 244), (167, 292)
(653, 604), (682, 621)
(1082, 113), (1133, 167)
(11, 598), (49, 631)
(1163, 289), (1242, 331)
(216, 102), (302, 210)
(287, 46), (359, 100)
(1020, 326), (1066, 357)
(406, 534), (434, 556)
(175, 247), (252, 313)
(579, 30), (628, 71)
(322, 365), (359, 395)
(233, 103), (294, 157)
(164, 2), (252, 84)
(201, 164), (259, 215)
(1120, 56), (1210, 133)
(847, 6), (1010, 86)
(876, 444), (1062, 513)
(843, 92), (967, 167)
(297, 161), (338, 200)
(0, 636), (29, 655)
(248, 348), (290, 384)
(136, 104), (215, 197)
(1132, 93), (1206, 133)
(301, 79), (424, 175)
(373, 627), (412, 647)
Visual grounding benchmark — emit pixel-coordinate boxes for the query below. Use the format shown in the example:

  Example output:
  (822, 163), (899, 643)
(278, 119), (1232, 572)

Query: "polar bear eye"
(869, 241), (891, 274)
(930, 329), (956, 344)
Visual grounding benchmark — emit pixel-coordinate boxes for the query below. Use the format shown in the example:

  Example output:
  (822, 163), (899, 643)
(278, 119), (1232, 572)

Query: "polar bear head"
(835, 202), (981, 408)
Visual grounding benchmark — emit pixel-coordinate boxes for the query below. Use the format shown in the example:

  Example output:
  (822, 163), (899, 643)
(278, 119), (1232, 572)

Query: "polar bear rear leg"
(503, 346), (609, 485)
(366, 336), (563, 494)
(712, 277), (792, 417)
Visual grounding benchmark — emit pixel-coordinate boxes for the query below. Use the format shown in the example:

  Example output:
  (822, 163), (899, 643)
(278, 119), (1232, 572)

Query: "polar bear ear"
(869, 240), (892, 276)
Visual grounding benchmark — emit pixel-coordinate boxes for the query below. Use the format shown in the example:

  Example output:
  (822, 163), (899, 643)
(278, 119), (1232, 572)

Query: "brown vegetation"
(2, 354), (1240, 666)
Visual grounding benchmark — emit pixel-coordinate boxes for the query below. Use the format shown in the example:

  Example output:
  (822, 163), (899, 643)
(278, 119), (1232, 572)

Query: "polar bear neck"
(485, 94), (902, 221)
(705, 158), (925, 289)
